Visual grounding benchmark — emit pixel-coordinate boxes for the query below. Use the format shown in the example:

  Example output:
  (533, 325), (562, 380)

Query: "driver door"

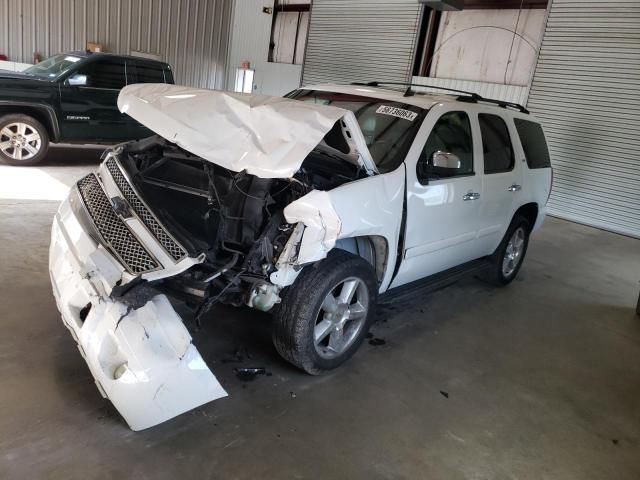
(391, 107), (485, 288)
(59, 57), (129, 142)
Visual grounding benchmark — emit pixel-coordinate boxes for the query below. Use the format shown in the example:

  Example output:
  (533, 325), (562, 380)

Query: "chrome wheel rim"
(0, 122), (42, 161)
(313, 277), (369, 359)
(502, 226), (526, 277)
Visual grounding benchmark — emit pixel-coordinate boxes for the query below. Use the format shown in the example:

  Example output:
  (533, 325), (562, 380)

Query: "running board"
(379, 258), (492, 305)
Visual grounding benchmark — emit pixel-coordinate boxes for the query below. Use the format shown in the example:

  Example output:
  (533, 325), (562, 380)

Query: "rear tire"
(0, 114), (50, 166)
(482, 215), (531, 286)
(272, 250), (378, 375)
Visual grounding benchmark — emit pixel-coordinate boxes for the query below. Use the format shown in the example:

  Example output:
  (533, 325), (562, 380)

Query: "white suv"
(49, 82), (552, 430)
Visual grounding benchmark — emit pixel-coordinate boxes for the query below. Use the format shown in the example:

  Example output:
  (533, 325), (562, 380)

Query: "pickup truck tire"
(272, 249), (378, 375)
(483, 215), (531, 286)
(0, 114), (50, 166)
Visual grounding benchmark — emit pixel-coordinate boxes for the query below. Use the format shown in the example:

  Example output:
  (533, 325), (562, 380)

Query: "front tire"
(0, 114), (50, 166)
(272, 250), (378, 375)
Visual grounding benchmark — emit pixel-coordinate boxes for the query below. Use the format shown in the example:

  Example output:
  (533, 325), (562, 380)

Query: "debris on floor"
(440, 390), (449, 398)
(368, 337), (386, 346)
(234, 367), (272, 381)
(222, 346), (252, 364)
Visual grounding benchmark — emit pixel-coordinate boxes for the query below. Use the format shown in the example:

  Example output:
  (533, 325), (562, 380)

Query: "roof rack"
(351, 81), (529, 114)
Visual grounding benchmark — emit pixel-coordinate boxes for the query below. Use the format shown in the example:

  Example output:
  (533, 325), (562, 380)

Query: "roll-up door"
(527, 0), (640, 238)
(302, 0), (422, 86)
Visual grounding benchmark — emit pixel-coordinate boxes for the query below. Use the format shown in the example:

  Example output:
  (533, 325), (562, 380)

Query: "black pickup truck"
(0, 51), (174, 165)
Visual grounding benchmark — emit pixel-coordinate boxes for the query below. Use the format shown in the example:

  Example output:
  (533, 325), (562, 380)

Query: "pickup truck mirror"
(67, 74), (88, 86)
(431, 151), (461, 170)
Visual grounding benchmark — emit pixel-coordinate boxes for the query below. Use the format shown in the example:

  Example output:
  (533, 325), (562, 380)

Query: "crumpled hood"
(118, 84), (360, 178)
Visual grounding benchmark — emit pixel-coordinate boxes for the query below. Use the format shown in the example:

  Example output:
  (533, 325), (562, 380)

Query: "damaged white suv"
(50, 82), (552, 430)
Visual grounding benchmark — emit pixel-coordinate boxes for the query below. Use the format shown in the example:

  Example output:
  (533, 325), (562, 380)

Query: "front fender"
(0, 99), (61, 141)
(281, 166), (406, 292)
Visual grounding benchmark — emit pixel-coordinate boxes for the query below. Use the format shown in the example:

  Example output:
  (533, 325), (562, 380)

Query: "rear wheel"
(0, 114), (50, 166)
(272, 250), (377, 374)
(482, 215), (531, 285)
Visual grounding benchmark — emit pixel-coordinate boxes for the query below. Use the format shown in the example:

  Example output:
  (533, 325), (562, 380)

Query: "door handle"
(508, 184), (522, 192)
(463, 192), (480, 201)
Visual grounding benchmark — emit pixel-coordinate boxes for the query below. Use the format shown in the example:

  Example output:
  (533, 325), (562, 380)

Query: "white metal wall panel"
(0, 0), (231, 89)
(302, 0), (422, 86)
(411, 76), (529, 105)
(527, 0), (640, 238)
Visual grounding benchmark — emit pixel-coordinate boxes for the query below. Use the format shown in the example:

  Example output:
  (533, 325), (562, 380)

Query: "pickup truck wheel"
(272, 250), (378, 375)
(0, 114), (49, 166)
(483, 215), (531, 286)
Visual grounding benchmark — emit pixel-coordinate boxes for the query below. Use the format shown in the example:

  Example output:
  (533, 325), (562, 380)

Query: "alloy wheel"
(502, 226), (526, 277)
(313, 277), (370, 359)
(0, 122), (42, 161)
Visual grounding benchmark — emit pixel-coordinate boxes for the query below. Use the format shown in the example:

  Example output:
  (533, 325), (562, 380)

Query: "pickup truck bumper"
(49, 189), (227, 431)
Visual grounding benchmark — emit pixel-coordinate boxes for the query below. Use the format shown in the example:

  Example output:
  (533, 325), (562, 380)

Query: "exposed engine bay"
(113, 132), (370, 321)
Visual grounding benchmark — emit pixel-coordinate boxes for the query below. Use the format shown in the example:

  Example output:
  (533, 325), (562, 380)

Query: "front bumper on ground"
(49, 191), (227, 431)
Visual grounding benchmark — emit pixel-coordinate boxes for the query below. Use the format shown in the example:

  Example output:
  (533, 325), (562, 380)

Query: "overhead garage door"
(302, 0), (422, 86)
(527, 0), (640, 238)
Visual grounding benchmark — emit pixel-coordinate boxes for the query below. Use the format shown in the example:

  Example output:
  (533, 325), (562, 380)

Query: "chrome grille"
(105, 157), (187, 261)
(77, 174), (159, 274)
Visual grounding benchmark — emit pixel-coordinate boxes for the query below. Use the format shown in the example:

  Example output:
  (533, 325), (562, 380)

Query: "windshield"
(289, 89), (424, 173)
(24, 54), (82, 79)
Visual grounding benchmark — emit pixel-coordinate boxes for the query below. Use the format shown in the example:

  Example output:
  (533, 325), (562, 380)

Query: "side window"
(514, 119), (551, 169)
(74, 59), (126, 89)
(129, 61), (165, 84)
(163, 66), (174, 84)
(479, 114), (514, 174)
(417, 111), (474, 182)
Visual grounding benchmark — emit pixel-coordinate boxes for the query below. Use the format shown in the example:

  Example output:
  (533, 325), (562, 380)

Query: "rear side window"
(74, 58), (126, 89)
(129, 61), (165, 83)
(514, 119), (551, 169)
(479, 114), (514, 174)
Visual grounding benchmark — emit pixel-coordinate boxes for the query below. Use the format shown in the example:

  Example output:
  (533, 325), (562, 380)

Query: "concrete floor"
(1, 148), (639, 479)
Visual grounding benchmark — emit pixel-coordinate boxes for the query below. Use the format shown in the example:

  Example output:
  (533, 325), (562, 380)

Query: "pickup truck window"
(74, 58), (127, 89)
(479, 114), (514, 174)
(514, 119), (551, 169)
(24, 54), (81, 79)
(128, 61), (165, 84)
(418, 111), (474, 182)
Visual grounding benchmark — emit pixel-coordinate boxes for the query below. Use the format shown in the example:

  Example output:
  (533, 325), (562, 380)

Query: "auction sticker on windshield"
(376, 105), (418, 121)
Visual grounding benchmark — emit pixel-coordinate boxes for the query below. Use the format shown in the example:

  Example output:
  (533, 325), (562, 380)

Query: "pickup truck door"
(475, 113), (524, 255)
(390, 107), (485, 288)
(58, 57), (131, 142)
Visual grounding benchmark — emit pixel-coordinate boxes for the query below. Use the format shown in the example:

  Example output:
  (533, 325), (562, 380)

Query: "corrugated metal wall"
(302, 0), (422, 85)
(0, 0), (231, 89)
(527, 0), (640, 238)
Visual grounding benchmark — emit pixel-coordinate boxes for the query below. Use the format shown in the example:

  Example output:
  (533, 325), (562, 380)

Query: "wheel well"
(334, 235), (388, 284)
(514, 202), (538, 230)
(0, 105), (57, 141)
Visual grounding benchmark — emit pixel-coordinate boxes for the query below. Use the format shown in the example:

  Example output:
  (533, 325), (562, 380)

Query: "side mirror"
(67, 74), (87, 86)
(431, 151), (461, 170)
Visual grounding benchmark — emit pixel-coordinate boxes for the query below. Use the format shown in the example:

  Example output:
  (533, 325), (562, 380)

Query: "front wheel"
(0, 114), (50, 166)
(272, 250), (378, 375)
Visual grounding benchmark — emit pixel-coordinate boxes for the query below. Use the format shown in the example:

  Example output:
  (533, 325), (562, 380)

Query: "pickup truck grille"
(77, 174), (159, 275)
(105, 157), (187, 261)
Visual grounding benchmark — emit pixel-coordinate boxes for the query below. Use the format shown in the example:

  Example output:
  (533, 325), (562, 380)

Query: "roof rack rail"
(351, 81), (529, 114)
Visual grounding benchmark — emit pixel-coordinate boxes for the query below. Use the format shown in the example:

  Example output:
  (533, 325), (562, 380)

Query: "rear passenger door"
(477, 113), (523, 254)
